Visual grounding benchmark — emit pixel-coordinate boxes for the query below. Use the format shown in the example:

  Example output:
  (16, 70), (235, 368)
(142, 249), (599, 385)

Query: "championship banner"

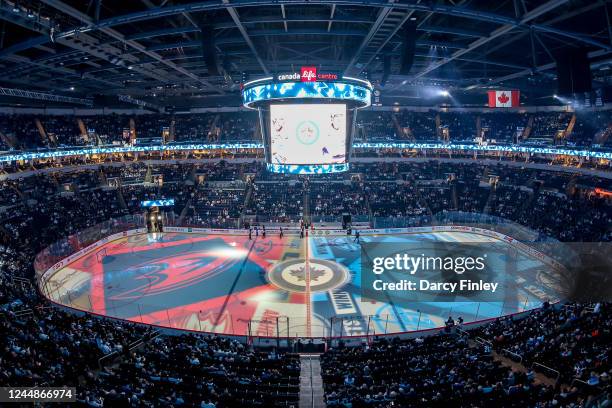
(487, 90), (520, 107)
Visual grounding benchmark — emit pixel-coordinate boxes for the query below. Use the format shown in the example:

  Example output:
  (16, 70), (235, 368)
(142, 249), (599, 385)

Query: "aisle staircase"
(209, 114), (220, 140)
(462, 332), (557, 388)
(177, 197), (193, 224)
(492, 351), (556, 387)
(483, 184), (497, 214)
(303, 180), (310, 224)
(239, 181), (255, 226)
(115, 185), (128, 210)
(35, 118), (53, 147)
(144, 165), (153, 183)
(77, 118), (89, 143)
(450, 181), (459, 210)
(299, 355), (326, 408)
(562, 114), (576, 140)
(97, 168), (108, 186)
(414, 182), (434, 216)
(522, 115), (534, 140)
(0, 130), (17, 148)
(129, 118), (136, 143)
(392, 113), (404, 139)
(168, 118), (176, 143)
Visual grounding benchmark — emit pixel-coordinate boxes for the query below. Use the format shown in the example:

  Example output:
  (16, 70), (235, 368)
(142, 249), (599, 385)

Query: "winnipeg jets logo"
(289, 265), (327, 282)
(267, 259), (349, 293)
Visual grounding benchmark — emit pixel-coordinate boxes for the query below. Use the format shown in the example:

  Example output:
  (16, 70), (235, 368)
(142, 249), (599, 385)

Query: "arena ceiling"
(0, 0), (611, 107)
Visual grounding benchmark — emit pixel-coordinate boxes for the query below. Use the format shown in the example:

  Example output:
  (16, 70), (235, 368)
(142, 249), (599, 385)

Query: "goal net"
(95, 248), (107, 263)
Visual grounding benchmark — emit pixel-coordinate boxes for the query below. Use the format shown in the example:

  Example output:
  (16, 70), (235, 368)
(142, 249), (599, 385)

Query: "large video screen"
(270, 103), (346, 165)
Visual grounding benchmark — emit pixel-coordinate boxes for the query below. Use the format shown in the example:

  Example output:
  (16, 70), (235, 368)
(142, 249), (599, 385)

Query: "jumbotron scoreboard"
(242, 67), (372, 174)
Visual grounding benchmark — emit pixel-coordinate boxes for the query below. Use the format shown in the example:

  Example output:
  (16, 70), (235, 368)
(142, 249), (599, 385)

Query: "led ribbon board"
(1, 143), (610, 163)
(0, 143), (263, 163)
(353, 142), (612, 159)
(242, 81), (372, 109)
(266, 163), (349, 174)
(141, 199), (175, 207)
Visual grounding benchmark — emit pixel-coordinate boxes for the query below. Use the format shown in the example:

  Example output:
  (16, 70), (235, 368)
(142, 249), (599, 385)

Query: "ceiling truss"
(0, 0), (608, 103)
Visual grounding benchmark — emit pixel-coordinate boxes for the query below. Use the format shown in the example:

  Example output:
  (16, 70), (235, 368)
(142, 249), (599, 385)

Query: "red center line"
(304, 235), (312, 337)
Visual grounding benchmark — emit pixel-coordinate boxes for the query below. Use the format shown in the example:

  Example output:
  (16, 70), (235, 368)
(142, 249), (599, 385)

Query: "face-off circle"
(267, 258), (349, 293)
(296, 120), (320, 145)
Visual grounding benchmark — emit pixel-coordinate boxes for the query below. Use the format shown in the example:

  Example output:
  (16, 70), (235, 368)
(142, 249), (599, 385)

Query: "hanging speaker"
(201, 25), (219, 76)
(399, 21), (417, 75)
(555, 48), (592, 95)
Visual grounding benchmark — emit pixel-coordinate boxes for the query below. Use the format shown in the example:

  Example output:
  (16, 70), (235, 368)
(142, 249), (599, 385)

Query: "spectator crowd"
(0, 110), (611, 150)
(0, 158), (610, 407)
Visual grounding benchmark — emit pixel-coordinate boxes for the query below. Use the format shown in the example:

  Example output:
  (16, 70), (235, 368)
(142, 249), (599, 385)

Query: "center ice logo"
(267, 259), (349, 293)
(296, 120), (320, 145)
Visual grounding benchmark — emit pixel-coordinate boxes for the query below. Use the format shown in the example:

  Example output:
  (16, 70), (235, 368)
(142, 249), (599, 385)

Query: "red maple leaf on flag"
(498, 92), (510, 104)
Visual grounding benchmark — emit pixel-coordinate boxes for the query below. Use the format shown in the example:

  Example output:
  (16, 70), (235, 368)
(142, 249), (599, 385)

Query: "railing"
(570, 377), (605, 397)
(501, 348), (524, 363)
(533, 362), (561, 384)
(456, 327), (470, 338)
(475, 337), (493, 348)
(10, 276), (32, 286)
(13, 309), (34, 318)
(571, 378), (591, 388)
(97, 350), (120, 370)
(97, 329), (161, 369)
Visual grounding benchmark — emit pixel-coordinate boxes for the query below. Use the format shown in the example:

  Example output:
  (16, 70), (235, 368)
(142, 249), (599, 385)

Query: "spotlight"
(440, 90), (450, 97)
(69, 86), (75, 91)
(553, 94), (558, 98)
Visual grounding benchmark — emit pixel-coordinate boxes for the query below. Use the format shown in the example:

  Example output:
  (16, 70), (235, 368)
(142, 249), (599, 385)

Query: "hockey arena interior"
(0, 1), (612, 407)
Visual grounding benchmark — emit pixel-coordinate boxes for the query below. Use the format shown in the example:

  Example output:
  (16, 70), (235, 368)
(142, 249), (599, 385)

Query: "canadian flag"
(488, 90), (520, 108)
